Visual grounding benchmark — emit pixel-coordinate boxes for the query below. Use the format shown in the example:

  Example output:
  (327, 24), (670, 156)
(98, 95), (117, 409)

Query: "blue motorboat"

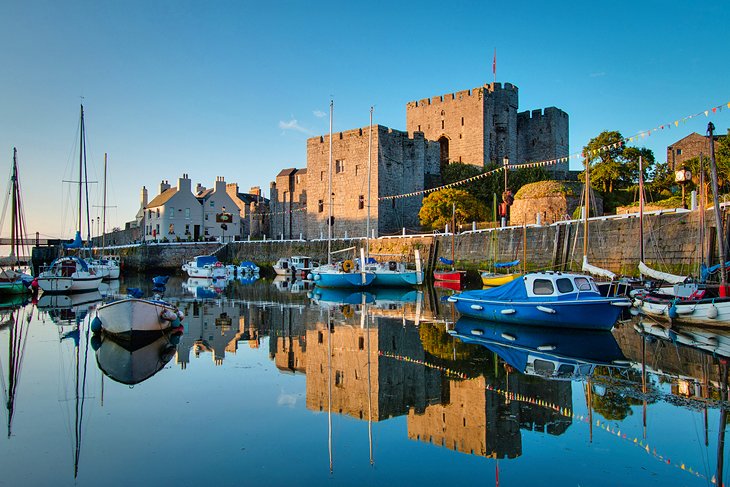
(450, 317), (628, 379)
(448, 271), (631, 330)
(310, 262), (376, 289)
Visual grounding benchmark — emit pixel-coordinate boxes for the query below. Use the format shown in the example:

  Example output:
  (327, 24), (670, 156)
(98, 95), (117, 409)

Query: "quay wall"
(113, 209), (714, 277)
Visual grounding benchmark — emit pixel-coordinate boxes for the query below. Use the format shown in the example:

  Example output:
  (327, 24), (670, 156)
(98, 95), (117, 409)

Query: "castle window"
(335, 159), (345, 174)
(461, 117), (464, 126)
(358, 337), (364, 350)
(441, 120), (444, 129)
(318, 200), (324, 213)
(391, 199), (395, 209)
(355, 164), (360, 176)
(440, 110), (445, 116)
(418, 125), (421, 132)
(359, 195), (364, 210)
(318, 331), (323, 344)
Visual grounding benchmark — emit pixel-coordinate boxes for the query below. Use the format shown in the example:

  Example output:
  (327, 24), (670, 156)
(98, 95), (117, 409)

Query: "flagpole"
(492, 48), (497, 84)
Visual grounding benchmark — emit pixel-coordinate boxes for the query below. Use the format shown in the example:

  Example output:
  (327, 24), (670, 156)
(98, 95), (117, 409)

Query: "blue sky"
(1, 0), (728, 238)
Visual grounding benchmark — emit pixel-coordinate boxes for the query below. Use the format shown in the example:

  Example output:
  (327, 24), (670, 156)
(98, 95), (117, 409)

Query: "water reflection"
(91, 330), (181, 385)
(5, 275), (730, 485)
(1, 304), (31, 438)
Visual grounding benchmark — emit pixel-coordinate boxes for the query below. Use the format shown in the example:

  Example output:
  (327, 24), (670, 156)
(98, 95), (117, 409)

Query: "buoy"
(708, 304), (719, 319)
(668, 302), (678, 319)
(629, 306), (640, 316)
(90, 316), (102, 334)
(90, 333), (102, 351)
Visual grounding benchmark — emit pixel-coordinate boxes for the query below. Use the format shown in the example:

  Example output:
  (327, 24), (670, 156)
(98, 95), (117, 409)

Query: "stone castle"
(269, 80), (569, 239)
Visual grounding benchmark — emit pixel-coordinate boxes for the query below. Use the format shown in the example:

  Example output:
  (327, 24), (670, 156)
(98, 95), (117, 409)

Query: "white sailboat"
(88, 153), (120, 280)
(36, 105), (102, 294)
(0, 148), (32, 295)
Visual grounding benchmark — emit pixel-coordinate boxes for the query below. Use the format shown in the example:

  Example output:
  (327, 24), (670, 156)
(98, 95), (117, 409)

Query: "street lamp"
(675, 167), (692, 209)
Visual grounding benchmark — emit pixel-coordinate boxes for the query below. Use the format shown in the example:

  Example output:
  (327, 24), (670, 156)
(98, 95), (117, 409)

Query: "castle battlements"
(517, 106), (568, 121)
(406, 82), (519, 108)
(312, 125), (423, 144)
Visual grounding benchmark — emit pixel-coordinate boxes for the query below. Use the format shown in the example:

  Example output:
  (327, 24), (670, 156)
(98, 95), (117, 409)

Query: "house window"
(155, 224), (160, 235)
(359, 195), (364, 210)
(676, 149), (682, 155)
(318, 200), (324, 213)
(168, 224), (174, 234)
(148, 209), (152, 218)
(185, 224), (190, 235)
(205, 214), (209, 220)
(335, 159), (345, 174)
(210, 201), (215, 207)
(156, 208), (160, 218)
(169, 207), (174, 218)
(185, 208), (190, 219)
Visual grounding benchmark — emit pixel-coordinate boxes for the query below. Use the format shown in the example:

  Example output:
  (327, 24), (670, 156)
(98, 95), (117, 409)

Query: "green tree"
(580, 131), (656, 193)
(419, 188), (489, 230)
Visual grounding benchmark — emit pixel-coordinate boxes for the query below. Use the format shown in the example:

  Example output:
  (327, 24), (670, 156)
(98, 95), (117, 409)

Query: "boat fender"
(470, 329), (484, 336)
(312, 274), (320, 281)
(342, 260), (354, 273)
(161, 309), (179, 321)
(176, 310), (185, 321)
(307, 273), (314, 280)
(31, 278), (38, 289)
(447, 297), (457, 303)
(500, 333), (516, 341)
(470, 304), (484, 311)
(161, 344), (177, 362)
(708, 303), (719, 319)
(629, 306), (640, 316)
(90, 316), (103, 334)
(668, 302), (678, 319)
(537, 344), (556, 351)
(536, 305), (556, 314)
(500, 309), (516, 315)
(90, 333), (103, 351)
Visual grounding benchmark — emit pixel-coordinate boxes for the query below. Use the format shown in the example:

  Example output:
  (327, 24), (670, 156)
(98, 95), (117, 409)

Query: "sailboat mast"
(366, 107), (372, 259)
(451, 203), (456, 271)
(102, 153), (107, 251)
(10, 149), (17, 262)
(583, 157), (590, 259)
(327, 100), (333, 266)
(639, 156), (644, 263)
(83, 114), (91, 246)
(708, 122), (727, 287)
(78, 105), (84, 237)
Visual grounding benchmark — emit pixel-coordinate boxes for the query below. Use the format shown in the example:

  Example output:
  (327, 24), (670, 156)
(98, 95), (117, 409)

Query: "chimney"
(140, 186), (148, 207)
(250, 186), (261, 197)
(214, 176), (226, 194)
(159, 180), (170, 194)
(178, 173), (191, 193)
(196, 183), (205, 194)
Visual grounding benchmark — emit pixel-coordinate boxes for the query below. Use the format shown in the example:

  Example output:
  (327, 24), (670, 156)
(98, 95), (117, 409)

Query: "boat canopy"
(700, 261), (730, 282)
(63, 231), (85, 250)
(48, 255), (89, 272)
(458, 276), (528, 301)
(194, 256), (218, 267)
(638, 261), (688, 285)
(439, 257), (454, 266)
(494, 259), (520, 269)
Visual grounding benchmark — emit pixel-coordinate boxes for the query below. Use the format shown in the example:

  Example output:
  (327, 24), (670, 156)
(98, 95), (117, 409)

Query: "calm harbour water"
(1, 275), (728, 486)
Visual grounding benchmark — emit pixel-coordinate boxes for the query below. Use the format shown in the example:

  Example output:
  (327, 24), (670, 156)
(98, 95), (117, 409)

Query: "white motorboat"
(273, 256), (319, 277)
(182, 255), (228, 278)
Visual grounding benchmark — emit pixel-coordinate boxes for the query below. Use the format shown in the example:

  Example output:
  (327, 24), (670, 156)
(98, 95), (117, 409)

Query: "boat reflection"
(37, 290), (103, 327)
(182, 277), (228, 299)
(450, 317), (628, 380)
(273, 275), (313, 294)
(91, 329), (181, 385)
(1, 304), (31, 438)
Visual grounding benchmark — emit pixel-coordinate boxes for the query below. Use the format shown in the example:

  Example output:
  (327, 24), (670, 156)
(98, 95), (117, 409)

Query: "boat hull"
(372, 270), (424, 287)
(37, 274), (103, 293)
(0, 280), (30, 295)
(481, 272), (521, 287)
(95, 298), (183, 336)
(450, 295), (629, 330)
(634, 295), (730, 325)
(312, 271), (376, 289)
(434, 270), (466, 282)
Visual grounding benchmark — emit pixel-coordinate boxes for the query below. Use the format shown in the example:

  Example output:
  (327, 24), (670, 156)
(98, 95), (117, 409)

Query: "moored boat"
(480, 259), (521, 287)
(93, 297), (184, 338)
(310, 260), (376, 288)
(36, 256), (103, 294)
(273, 255), (319, 277)
(632, 287), (730, 325)
(448, 271), (631, 330)
(182, 255), (228, 278)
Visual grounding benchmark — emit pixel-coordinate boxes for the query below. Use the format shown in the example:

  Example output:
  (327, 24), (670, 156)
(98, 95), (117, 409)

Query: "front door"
(194, 225), (200, 240)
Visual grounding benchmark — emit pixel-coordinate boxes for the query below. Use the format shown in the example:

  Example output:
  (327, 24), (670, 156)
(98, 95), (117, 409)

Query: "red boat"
(433, 269), (466, 283)
(433, 278), (466, 291)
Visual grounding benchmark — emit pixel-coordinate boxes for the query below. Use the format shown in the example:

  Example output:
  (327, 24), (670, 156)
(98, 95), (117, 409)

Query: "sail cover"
(638, 261), (688, 284)
(582, 256), (616, 280)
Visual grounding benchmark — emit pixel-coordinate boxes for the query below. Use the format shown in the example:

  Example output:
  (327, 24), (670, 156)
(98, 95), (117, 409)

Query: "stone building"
(405, 82), (569, 177)
(306, 125), (440, 238)
(269, 168), (307, 240)
(225, 184), (270, 240)
(144, 174), (204, 241)
(667, 132), (726, 169)
(510, 181), (602, 225)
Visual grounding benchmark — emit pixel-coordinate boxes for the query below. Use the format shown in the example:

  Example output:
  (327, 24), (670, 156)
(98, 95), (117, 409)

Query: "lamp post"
(675, 167), (692, 209)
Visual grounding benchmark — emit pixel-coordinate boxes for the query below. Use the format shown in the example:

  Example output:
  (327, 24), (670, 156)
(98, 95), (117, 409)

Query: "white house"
(196, 176), (241, 242)
(144, 174), (203, 241)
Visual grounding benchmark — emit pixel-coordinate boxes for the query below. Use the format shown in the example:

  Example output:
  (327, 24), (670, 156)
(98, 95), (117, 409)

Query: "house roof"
(237, 193), (270, 205)
(276, 168), (298, 177)
(146, 188), (178, 208)
(196, 188), (214, 200)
